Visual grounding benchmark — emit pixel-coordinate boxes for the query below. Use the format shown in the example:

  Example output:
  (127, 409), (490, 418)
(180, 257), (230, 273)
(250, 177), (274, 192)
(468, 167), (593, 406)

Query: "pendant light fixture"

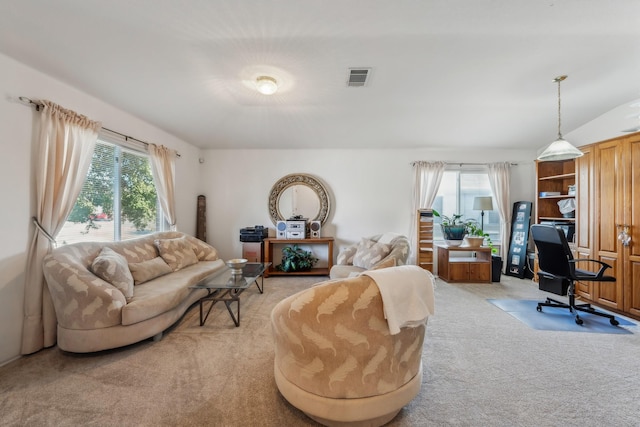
(537, 75), (584, 161)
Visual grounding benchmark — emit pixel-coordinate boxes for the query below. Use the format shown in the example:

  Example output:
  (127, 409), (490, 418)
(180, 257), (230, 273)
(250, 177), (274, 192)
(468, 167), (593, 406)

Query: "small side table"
(437, 244), (491, 283)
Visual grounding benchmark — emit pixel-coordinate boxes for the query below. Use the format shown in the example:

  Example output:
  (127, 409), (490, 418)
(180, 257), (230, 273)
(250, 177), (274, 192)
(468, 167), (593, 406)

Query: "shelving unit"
(263, 237), (333, 277)
(535, 159), (576, 224)
(416, 209), (434, 272)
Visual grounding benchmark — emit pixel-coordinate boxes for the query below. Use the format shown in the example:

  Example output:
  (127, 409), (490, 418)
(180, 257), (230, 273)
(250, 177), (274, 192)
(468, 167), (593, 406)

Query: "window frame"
(57, 130), (166, 246)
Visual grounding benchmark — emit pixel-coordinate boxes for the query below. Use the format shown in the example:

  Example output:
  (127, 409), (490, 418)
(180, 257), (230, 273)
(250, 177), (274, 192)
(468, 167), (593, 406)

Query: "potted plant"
(277, 245), (319, 272)
(464, 221), (487, 248)
(432, 210), (468, 246)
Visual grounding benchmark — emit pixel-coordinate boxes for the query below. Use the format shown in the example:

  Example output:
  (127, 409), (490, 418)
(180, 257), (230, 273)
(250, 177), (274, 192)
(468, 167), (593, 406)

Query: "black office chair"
(531, 224), (619, 326)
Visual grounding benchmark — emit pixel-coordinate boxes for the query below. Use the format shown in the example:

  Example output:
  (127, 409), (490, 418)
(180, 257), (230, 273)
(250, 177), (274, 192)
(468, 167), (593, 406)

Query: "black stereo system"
(239, 225), (268, 242)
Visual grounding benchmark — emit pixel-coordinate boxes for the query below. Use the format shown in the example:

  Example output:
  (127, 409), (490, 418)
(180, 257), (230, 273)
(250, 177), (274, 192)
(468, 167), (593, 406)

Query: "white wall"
(566, 97), (640, 147)
(201, 148), (538, 262)
(0, 53), (202, 366)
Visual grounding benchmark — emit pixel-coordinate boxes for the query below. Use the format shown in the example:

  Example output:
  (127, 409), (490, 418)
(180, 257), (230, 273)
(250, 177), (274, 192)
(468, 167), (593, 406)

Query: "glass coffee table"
(191, 262), (271, 327)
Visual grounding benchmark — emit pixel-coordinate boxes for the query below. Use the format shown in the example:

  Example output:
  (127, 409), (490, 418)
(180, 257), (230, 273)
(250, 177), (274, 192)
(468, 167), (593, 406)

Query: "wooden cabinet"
(574, 132), (640, 320)
(242, 242), (263, 263)
(263, 237), (334, 277)
(436, 245), (491, 283)
(416, 209), (434, 272)
(535, 158), (576, 225)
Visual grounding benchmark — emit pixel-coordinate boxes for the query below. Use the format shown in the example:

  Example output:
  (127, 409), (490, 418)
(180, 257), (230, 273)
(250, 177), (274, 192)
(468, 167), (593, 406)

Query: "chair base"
(537, 296), (619, 326)
(274, 362), (423, 427)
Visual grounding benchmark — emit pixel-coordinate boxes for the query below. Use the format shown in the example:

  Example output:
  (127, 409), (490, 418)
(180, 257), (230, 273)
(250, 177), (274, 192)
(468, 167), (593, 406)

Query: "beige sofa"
(271, 265), (434, 426)
(43, 231), (224, 353)
(329, 233), (410, 279)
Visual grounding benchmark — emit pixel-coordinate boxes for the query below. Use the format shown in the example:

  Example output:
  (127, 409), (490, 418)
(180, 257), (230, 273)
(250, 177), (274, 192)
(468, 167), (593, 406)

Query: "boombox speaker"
(310, 220), (321, 238)
(276, 221), (287, 238)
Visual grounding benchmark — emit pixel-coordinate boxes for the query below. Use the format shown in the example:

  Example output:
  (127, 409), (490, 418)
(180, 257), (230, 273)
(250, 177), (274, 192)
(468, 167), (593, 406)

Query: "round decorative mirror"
(268, 173), (331, 226)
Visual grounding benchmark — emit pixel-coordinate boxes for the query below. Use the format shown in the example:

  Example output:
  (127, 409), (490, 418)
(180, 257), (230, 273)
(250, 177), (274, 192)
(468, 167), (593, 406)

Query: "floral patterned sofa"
(329, 233), (410, 279)
(42, 231), (224, 353)
(271, 265), (435, 426)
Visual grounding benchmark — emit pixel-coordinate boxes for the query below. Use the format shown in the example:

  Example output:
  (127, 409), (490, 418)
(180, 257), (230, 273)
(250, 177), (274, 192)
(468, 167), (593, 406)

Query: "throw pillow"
(91, 247), (135, 299)
(154, 237), (199, 271)
(337, 246), (358, 265)
(190, 237), (219, 261)
(128, 257), (173, 285)
(352, 238), (392, 269)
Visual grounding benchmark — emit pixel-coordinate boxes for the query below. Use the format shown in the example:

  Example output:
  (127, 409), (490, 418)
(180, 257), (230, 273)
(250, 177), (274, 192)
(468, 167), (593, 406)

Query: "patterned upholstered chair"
(271, 265), (434, 427)
(329, 233), (410, 279)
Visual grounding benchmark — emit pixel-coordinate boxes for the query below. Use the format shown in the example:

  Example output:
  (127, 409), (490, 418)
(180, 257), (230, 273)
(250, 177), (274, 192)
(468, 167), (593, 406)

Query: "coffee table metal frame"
(191, 262), (270, 327)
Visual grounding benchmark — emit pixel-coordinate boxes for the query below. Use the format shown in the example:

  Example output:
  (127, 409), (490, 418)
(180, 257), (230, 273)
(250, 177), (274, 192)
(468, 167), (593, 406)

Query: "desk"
(264, 237), (333, 277)
(437, 244), (491, 283)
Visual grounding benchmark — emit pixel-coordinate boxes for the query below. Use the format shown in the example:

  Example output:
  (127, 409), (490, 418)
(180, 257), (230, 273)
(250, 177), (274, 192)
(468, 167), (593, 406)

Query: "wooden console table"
(263, 237), (334, 277)
(437, 244), (491, 283)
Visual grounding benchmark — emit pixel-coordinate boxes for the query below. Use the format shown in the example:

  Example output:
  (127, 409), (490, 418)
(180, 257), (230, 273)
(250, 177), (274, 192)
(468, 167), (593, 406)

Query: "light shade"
(473, 196), (494, 211)
(256, 76), (278, 95)
(537, 138), (584, 161)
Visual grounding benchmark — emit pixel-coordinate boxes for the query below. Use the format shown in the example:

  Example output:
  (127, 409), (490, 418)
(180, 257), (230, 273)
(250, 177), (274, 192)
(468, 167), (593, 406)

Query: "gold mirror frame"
(268, 173), (331, 226)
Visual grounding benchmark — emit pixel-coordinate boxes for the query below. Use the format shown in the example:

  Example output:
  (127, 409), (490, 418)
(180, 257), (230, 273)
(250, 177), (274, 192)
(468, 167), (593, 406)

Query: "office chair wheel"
(575, 316), (583, 325)
(536, 305), (542, 312)
(610, 318), (619, 326)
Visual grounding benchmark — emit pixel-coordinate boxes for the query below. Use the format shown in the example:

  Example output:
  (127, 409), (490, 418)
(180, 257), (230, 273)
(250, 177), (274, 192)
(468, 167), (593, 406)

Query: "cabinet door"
(469, 262), (490, 282)
(574, 147), (593, 299)
(449, 263), (470, 281)
(593, 141), (624, 309)
(624, 135), (640, 315)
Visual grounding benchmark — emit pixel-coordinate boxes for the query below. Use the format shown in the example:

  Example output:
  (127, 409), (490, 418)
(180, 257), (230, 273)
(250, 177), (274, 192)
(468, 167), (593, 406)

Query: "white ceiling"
(1, 0), (639, 150)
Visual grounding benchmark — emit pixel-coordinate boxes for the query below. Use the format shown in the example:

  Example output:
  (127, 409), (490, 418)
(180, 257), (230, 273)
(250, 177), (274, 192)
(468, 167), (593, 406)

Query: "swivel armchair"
(531, 224), (619, 326)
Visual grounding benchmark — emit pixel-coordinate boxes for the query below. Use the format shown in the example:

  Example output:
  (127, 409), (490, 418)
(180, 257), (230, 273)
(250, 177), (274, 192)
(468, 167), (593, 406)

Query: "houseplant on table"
(432, 210), (469, 246)
(277, 245), (319, 272)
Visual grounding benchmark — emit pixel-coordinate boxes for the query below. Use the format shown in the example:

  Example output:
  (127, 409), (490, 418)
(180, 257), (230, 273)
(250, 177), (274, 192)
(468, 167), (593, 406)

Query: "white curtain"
(148, 143), (177, 230)
(488, 162), (512, 259)
(22, 100), (101, 354)
(409, 161), (445, 263)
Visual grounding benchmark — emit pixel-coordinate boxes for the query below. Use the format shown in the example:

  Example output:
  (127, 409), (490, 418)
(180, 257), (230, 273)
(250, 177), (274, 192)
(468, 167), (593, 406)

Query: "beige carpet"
(1, 275), (638, 427)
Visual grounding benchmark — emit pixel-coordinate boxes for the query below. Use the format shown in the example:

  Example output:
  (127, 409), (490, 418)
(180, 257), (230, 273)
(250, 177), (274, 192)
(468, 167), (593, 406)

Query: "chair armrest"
(43, 253), (126, 329)
(569, 259), (612, 278)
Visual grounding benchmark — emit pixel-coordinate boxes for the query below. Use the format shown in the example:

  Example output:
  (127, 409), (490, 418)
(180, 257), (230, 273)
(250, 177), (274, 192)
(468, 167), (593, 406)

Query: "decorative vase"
(441, 225), (467, 247)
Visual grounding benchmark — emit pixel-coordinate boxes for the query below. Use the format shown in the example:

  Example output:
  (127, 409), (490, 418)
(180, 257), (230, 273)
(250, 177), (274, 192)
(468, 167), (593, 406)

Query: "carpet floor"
(487, 299), (635, 334)
(1, 274), (639, 426)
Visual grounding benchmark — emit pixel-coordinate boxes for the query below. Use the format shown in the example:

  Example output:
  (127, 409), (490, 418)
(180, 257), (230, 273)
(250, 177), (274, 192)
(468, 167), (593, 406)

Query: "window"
(58, 139), (165, 245)
(432, 170), (500, 243)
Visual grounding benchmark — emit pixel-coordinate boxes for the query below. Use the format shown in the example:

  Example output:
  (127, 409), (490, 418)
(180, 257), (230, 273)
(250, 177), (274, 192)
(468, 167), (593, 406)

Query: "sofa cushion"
(129, 257), (173, 285)
(352, 238), (391, 269)
(155, 236), (199, 271)
(91, 247), (135, 299)
(122, 260), (224, 325)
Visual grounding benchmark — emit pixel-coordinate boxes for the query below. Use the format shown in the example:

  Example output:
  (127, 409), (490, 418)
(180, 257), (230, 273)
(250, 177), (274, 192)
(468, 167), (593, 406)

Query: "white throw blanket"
(363, 265), (435, 335)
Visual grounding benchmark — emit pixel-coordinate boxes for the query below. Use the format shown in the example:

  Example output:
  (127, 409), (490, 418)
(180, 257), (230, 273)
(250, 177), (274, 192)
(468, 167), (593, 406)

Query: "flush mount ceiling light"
(255, 76), (278, 95)
(537, 75), (584, 162)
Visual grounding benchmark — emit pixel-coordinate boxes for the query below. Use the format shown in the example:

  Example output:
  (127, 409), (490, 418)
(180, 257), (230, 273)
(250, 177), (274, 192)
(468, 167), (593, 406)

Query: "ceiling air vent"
(347, 68), (371, 87)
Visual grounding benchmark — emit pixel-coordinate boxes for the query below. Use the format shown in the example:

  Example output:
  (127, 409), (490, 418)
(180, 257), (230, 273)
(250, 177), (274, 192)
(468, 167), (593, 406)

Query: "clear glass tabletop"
(191, 262), (271, 290)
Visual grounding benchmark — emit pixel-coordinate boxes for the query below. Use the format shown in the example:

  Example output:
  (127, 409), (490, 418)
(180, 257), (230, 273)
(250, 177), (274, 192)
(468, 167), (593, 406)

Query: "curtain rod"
(411, 161), (519, 166)
(19, 96), (181, 158)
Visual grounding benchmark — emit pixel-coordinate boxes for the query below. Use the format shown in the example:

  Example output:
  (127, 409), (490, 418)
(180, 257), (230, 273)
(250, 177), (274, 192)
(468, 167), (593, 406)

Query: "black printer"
(239, 225), (268, 242)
